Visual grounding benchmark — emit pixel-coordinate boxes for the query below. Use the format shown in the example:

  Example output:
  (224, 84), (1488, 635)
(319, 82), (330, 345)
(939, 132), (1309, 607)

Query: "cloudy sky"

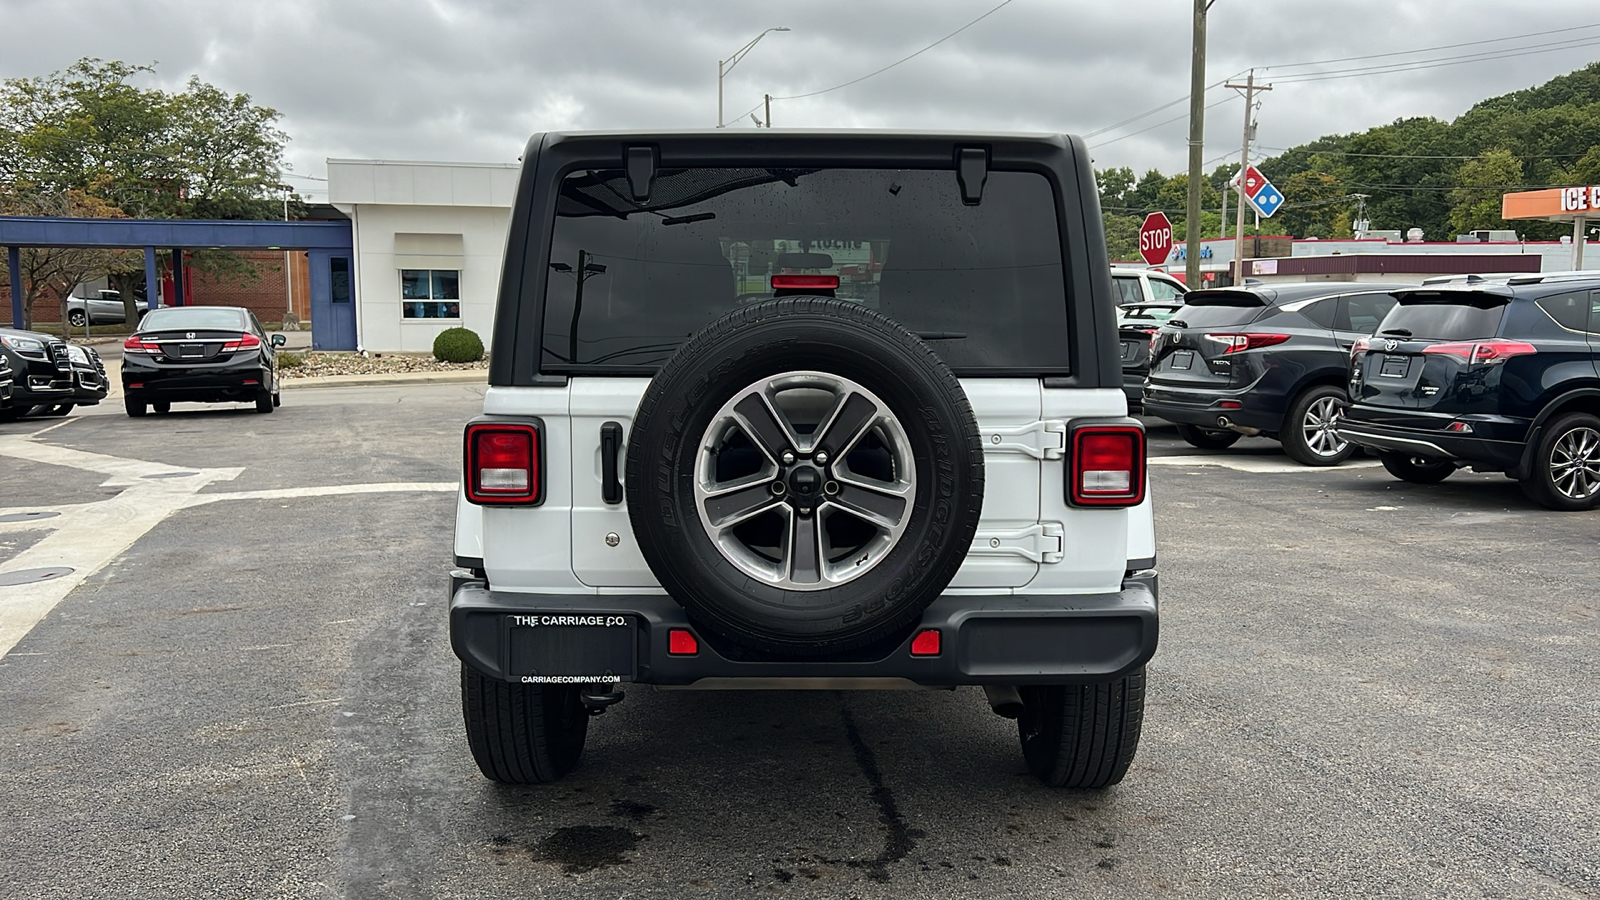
(3, 0), (1598, 200)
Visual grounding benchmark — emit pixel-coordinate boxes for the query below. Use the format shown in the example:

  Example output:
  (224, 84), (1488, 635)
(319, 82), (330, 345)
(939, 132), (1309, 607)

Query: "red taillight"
(909, 629), (941, 657)
(222, 333), (262, 351)
(1351, 337), (1370, 359)
(771, 274), (840, 291)
(464, 423), (542, 505)
(1070, 426), (1146, 507)
(1422, 340), (1537, 364)
(123, 337), (162, 354)
(1203, 333), (1291, 353)
(668, 629), (699, 656)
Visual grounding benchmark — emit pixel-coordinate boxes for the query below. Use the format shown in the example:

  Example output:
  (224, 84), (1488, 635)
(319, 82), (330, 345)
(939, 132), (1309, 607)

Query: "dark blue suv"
(1143, 283), (1404, 465)
(1336, 275), (1600, 510)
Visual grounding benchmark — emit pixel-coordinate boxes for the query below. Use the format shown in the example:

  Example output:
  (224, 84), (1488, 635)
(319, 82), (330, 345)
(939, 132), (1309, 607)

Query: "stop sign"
(1139, 212), (1173, 266)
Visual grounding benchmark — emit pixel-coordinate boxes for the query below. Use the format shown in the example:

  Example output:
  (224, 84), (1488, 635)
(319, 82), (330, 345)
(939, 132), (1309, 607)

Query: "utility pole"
(765, 94), (772, 128)
(1220, 179), (1227, 240)
(1184, 0), (1214, 285)
(1226, 69), (1270, 284)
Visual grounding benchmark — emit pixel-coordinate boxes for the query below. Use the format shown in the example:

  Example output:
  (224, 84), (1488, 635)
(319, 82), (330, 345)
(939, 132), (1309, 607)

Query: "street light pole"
(717, 26), (790, 127)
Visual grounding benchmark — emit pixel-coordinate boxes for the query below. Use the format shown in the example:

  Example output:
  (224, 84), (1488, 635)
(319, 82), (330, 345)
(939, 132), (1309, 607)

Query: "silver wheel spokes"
(1304, 396), (1349, 457)
(694, 371), (916, 591)
(1549, 426), (1600, 500)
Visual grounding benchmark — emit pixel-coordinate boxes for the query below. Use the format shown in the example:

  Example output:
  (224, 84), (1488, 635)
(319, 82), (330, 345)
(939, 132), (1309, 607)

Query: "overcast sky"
(4, 0), (1599, 201)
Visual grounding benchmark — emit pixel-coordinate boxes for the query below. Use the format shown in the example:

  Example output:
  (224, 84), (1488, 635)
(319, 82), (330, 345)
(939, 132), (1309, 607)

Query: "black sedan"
(1143, 283), (1404, 465)
(1117, 302), (1183, 412)
(121, 306), (287, 417)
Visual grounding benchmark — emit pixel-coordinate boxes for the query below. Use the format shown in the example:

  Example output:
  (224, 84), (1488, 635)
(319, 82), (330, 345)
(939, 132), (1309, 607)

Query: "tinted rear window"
(540, 167), (1069, 373)
(1168, 300), (1264, 329)
(140, 308), (247, 331)
(1379, 296), (1507, 341)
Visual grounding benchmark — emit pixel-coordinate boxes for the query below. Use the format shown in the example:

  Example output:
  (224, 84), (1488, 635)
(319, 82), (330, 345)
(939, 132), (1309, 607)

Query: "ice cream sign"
(1559, 186), (1600, 212)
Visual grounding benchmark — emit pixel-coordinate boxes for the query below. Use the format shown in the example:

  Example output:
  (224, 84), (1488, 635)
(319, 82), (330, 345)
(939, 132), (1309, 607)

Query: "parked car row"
(1125, 273), (1600, 511)
(0, 327), (108, 421)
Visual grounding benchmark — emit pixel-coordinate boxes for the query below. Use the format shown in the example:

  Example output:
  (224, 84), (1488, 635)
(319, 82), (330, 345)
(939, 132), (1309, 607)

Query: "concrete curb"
(281, 371), (488, 390)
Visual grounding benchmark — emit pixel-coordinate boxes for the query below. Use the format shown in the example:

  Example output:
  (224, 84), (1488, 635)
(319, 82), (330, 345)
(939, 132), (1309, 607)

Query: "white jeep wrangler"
(451, 131), (1158, 788)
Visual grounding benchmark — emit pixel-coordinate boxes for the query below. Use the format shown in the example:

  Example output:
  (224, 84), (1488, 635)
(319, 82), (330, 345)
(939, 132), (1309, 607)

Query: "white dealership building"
(327, 158), (519, 353)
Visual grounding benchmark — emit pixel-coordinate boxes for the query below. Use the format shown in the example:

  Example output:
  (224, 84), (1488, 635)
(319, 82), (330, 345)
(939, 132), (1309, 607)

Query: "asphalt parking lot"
(1, 385), (1597, 899)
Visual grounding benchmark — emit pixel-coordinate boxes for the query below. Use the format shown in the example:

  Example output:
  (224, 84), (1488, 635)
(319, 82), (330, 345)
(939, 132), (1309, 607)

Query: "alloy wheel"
(1549, 425), (1600, 500)
(693, 371), (915, 591)
(1302, 395), (1349, 458)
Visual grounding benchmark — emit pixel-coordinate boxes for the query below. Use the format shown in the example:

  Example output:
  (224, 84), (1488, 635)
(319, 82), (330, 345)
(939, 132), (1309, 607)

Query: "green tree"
(0, 58), (295, 219)
(1448, 149), (1524, 236)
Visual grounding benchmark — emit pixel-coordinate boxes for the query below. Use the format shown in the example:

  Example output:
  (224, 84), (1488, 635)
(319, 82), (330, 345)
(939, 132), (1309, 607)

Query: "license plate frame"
(179, 343), (205, 359)
(505, 614), (637, 684)
(1379, 356), (1409, 378)
(1171, 350), (1194, 370)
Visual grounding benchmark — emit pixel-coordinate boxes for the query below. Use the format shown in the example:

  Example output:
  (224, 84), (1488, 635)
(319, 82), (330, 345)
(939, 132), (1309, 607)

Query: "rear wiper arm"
(1380, 328), (1413, 336)
(1168, 320), (1188, 329)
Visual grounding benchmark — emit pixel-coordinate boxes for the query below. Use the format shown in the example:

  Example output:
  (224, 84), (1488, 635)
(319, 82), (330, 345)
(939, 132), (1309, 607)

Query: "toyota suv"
(450, 131), (1158, 788)
(1336, 274), (1600, 510)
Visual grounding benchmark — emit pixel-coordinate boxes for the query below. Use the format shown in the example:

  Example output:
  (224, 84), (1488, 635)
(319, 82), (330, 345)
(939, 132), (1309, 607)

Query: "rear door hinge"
(970, 523), (1065, 564)
(981, 420), (1066, 460)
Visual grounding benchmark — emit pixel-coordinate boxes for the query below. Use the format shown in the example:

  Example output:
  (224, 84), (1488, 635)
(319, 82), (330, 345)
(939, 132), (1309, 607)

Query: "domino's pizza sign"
(1240, 165), (1286, 218)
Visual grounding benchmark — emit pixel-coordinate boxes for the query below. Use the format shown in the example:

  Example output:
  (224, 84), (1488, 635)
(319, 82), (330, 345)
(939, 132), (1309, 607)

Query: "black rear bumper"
(450, 575), (1158, 688)
(1335, 411), (1527, 472)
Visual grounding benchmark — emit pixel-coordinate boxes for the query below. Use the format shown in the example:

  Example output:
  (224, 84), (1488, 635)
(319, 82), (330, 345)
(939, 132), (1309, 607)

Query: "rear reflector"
(1219, 400), (1242, 410)
(668, 629), (699, 656)
(1069, 425), (1146, 507)
(909, 629), (941, 656)
(771, 274), (840, 291)
(1446, 421), (1474, 433)
(464, 422), (542, 505)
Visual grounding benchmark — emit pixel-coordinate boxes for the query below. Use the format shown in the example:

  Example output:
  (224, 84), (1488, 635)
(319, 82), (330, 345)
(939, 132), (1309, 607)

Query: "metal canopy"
(0, 215), (351, 250)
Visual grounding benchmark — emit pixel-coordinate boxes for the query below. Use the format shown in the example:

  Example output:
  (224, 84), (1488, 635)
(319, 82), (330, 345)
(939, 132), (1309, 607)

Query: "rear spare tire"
(625, 296), (985, 657)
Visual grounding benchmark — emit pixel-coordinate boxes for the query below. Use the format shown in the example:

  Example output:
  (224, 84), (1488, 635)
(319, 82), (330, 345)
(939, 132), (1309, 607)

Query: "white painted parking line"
(1149, 454), (1381, 474)
(0, 432), (456, 661)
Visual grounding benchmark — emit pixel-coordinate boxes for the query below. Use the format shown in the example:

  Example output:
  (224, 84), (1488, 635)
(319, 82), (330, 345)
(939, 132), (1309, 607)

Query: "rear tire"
(124, 395), (146, 418)
(1281, 385), (1354, 466)
(68, 310), (87, 327)
(254, 390), (274, 414)
(460, 665), (588, 784)
(1018, 669), (1146, 788)
(1175, 423), (1241, 450)
(1519, 412), (1600, 511)
(1379, 452), (1454, 484)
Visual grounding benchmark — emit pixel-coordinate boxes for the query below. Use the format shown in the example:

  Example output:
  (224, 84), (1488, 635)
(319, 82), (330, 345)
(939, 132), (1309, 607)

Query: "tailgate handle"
(600, 422), (624, 505)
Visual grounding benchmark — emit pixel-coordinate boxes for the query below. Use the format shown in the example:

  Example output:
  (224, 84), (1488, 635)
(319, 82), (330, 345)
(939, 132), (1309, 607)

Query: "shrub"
(278, 351), (304, 368)
(433, 327), (485, 363)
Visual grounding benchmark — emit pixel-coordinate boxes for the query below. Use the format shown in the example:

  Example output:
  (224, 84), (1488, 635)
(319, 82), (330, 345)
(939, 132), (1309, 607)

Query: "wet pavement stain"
(608, 799), (657, 820)
(835, 699), (924, 883)
(534, 825), (642, 874)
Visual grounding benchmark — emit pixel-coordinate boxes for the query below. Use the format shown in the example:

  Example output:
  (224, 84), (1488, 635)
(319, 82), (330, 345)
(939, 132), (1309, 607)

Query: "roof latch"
(626, 145), (657, 202)
(956, 147), (988, 206)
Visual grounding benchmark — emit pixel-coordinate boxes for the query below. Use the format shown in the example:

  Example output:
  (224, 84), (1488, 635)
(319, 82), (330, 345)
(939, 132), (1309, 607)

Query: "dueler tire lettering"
(624, 297), (985, 657)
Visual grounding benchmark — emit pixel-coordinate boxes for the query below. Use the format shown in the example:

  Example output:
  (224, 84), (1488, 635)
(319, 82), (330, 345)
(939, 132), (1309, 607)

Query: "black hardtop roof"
(1183, 282), (1411, 306)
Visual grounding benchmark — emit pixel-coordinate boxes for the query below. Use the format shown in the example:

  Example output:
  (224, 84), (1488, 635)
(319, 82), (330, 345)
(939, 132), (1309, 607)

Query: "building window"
(401, 269), (460, 318)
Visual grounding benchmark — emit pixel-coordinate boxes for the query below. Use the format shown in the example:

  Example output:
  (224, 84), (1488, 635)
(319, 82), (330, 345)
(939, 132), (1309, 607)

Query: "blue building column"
(143, 247), (159, 313)
(170, 249), (186, 306)
(7, 246), (21, 327)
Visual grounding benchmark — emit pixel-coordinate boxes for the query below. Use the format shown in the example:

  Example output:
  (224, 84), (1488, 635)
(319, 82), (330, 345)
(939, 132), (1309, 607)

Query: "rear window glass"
(1534, 290), (1597, 333)
(1168, 299), (1264, 329)
(1111, 276), (1143, 305)
(540, 167), (1069, 373)
(140, 308), (246, 331)
(1380, 296), (1507, 341)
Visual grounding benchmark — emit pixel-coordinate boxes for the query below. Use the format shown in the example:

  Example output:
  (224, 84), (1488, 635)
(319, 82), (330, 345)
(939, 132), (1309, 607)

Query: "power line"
(1258, 146), (1593, 161)
(1262, 22), (1600, 71)
(1083, 77), (1234, 139)
(1271, 35), (1600, 84)
(1087, 96), (1236, 149)
(768, 0), (1015, 102)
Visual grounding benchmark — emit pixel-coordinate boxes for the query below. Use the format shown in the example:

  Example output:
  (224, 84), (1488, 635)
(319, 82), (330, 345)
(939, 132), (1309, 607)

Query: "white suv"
(451, 132), (1159, 789)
